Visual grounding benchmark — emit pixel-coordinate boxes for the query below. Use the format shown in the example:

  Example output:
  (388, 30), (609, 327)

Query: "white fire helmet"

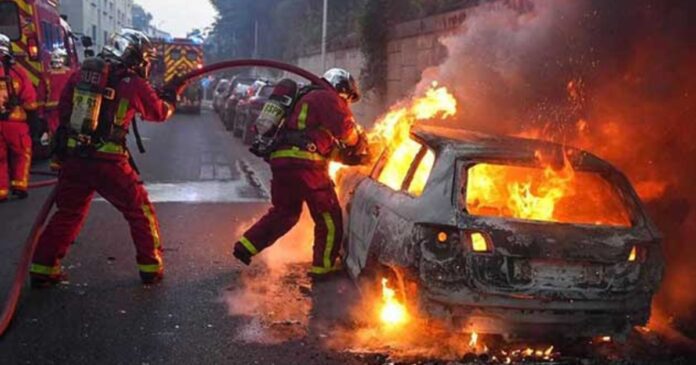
(0, 33), (12, 59)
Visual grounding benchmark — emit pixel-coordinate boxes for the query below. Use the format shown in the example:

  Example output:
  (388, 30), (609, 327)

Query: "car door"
(346, 139), (436, 276)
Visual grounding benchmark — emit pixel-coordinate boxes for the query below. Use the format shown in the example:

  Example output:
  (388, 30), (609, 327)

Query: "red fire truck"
(150, 37), (204, 114)
(0, 0), (87, 158)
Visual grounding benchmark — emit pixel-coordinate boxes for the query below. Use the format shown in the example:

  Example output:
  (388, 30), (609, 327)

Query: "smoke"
(418, 0), (696, 334)
(224, 210), (316, 343)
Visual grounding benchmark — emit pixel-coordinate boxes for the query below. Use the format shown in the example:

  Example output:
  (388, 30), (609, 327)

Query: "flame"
(330, 83), (457, 182)
(468, 331), (478, 348)
(379, 278), (409, 328)
(466, 153), (632, 227)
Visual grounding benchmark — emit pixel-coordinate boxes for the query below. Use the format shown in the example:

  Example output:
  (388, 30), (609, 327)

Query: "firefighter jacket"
(0, 65), (38, 122)
(270, 88), (359, 169)
(45, 67), (71, 111)
(58, 67), (174, 160)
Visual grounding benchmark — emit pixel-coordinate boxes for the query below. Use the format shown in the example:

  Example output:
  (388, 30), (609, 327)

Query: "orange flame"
(329, 82), (457, 181)
(379, 278), (409, 328)
(466, 153), (632, 227)
(468, 331), (478, 348)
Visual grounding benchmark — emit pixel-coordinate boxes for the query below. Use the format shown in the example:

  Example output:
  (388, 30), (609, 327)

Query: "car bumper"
(420, 283), (651, 338)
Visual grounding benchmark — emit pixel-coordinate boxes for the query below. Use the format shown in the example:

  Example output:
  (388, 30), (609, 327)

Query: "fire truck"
(151, 37), (204, 114)
(0, 0), (87, 158)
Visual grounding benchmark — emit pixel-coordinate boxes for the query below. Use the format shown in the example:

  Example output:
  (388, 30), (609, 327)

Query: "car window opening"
(377, 138), (434, 196)
(465, 163), (632, 227)
(0, 3), (21, 40)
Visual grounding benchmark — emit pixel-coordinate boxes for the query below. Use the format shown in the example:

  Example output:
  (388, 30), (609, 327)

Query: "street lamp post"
(321, 0), (328, 71)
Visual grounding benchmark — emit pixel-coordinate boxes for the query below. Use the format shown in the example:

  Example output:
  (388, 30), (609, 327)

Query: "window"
(170, 49), (182, 61)
(41, 21), (53, 50)
(258, 85), (274, 98)
(216, 80), (230, 93)
(92, 25), (97, 44)
(54, 26), (66, 50)
(464, 163), (632, 227)
(407, 149), (435, 196)
(377, 138), (434, 196)
(186, 50), (199, 62)
(0, 2), (21, 40)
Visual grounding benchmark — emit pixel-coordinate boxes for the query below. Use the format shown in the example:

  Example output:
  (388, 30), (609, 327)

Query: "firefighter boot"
(139, 271), (164, 285)
(30, 271), (68, 289)
(232, 242), (252, 266)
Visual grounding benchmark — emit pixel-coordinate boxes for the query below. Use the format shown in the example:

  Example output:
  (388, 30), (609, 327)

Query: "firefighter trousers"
(240, 167), (343, 274)
(30, 157), (163, 277)
(0, 121), (32, 200)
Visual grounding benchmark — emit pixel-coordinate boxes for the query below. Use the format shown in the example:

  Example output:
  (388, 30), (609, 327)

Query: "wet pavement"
(0, 109), (356, 364)
(1, 109), (694, 364)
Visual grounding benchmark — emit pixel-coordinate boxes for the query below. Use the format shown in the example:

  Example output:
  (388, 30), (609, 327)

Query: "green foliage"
(207, 0), (475, 85)
(208, 0), (365, 62)
(131, 4), (153, 32)
(359, 0), (388, 94)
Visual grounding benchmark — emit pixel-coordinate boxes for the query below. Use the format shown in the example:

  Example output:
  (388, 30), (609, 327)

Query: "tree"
(131, 4), (153, 33)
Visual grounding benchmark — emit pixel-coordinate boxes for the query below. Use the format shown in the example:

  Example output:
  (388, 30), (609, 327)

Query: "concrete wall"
(295, 8), (468, 126)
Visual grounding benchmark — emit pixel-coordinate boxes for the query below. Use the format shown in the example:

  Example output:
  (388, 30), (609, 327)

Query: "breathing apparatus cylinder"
(69, 57), (112, 135)
(254, 78), (298, 135)
(250, 78), (299, 158)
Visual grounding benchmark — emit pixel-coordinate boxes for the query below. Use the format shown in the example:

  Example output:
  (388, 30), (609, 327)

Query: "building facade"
(60, 0), (133, 52)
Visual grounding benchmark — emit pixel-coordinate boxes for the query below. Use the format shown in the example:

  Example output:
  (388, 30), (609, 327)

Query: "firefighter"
(29, 29), (178, 287)
(45, 48), (71, 133)
(233, 68), (370, 278)
(0, 33), (38, 202)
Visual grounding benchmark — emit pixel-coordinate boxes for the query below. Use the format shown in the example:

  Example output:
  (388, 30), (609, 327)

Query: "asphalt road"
(0, 109), (363, 365)
(1, 108), (694, 365)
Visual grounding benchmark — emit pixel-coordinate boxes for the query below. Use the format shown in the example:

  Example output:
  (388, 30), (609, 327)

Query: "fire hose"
(0, 59), (329, 337)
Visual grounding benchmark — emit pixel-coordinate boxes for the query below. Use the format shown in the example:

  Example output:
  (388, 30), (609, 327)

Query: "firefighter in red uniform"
(0, 33), (38, 202)
(45, 48), (71, 133)
(233, 68), (369, 278)
(30, 29), (177, 287)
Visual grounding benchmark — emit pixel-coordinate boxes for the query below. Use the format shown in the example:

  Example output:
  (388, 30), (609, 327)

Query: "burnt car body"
(339, 125), (664, 339)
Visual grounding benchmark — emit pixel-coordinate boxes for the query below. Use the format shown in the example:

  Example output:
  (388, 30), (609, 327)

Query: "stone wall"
(295, 8), (468, 125)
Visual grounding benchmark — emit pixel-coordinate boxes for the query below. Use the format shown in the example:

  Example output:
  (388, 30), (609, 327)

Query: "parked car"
(212, 79), (231, 113)
(338, 125), (664, 340)
(233, 81), (275, 145)
(222, 82), (252, 131)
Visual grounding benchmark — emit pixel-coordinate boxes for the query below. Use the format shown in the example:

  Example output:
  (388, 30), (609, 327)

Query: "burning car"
(338, 123), (664, 340)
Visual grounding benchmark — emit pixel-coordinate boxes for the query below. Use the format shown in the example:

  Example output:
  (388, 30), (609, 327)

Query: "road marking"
(215, 165), (232, 180)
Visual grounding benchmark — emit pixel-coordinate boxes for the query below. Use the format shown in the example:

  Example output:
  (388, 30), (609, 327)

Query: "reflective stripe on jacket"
(271, 88), (358, 169)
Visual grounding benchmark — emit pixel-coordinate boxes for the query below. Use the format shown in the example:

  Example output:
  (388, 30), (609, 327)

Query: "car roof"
(410, 124), (612, 171)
